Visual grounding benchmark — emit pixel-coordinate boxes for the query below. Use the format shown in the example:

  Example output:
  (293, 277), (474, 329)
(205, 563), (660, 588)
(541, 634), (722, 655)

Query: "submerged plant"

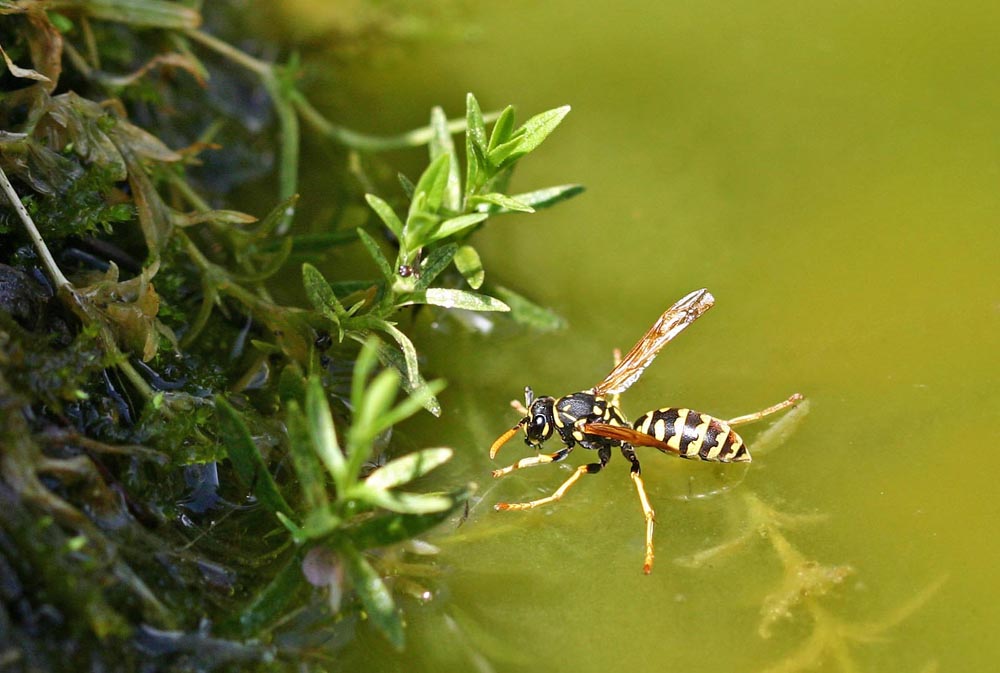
(676, 403), (944, 673)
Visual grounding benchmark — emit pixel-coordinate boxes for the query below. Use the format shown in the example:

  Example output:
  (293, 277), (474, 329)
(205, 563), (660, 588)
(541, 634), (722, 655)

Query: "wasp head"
(489, 386), (555, 459)
(524, 394), (556, 446)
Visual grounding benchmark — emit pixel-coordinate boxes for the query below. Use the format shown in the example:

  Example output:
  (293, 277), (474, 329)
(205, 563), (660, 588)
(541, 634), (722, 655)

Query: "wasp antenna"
(489, 421), (524, 459)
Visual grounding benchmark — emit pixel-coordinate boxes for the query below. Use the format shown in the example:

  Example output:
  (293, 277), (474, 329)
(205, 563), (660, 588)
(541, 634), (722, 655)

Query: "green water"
(300, 1), (1000, 670)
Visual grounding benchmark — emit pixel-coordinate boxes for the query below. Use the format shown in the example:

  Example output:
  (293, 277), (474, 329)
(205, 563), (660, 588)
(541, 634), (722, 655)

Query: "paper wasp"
(488, 289), (803, 574)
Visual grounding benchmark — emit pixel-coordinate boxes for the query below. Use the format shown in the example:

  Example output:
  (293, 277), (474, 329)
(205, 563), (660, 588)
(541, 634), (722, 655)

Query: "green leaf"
(488, 105), (570, 168)
(408, 153), (451, 220)
(464, 93), (488, 154)
(216, 396), (294, 519)
(79, 0), (202, 29)
(341, 542), (404, 650)
(368, 379), (446, 437)
(375, 320), (420, 393)
(364, 336), (442, 416)
(414, 243), (458, 291)
(348, 369), (400, 477)
(364, 194), (404, 239)
(230, 551), (307, 637)
(351, 338), (382, 414)
(305, 376), (348, 490)
(454, 245), (484, 289)
(302, 262), (346, 323)
(254, 194), (300, 239)
(469, 192), (535, 214)
(286, 401), (330, 511)
(465, 94), (489, 200)
(364, 447), (453, 490)
(338, 488), (471, 549)
(403, 288), (510, 312)
(507, 184), (585, 211)
(277, 363), (307, 404)
(430, 212), (488, 242)
(429, 107), (461, 212)
(356, 227), (394, 282)
(397, 172), (415, 199)
(487, 105), (517, 152)
(357, 488), (455, 515)
(492, 285), (566, 331)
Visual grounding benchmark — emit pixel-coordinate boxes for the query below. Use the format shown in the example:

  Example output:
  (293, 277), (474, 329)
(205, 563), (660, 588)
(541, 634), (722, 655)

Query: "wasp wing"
(592, 289), (714, 396)
(583, 423), (681, 456)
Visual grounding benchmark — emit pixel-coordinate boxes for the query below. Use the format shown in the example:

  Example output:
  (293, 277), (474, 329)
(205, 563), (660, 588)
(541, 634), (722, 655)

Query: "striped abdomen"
(632, 408), (750, 462)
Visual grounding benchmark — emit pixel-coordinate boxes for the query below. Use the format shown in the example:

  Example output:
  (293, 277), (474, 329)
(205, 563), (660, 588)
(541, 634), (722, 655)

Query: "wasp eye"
(531, 414), (546, 430)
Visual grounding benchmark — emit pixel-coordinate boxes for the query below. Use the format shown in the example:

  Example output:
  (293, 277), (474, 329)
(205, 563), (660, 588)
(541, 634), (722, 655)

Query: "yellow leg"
(494, 463), (593, 511)
(630, 470), (657, 574)
(491, 447), (572, 478)
(726, 393), (803, 427)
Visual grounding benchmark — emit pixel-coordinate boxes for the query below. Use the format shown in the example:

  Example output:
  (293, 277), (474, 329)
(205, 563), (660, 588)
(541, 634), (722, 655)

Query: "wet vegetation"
(0, 1), (578, 669)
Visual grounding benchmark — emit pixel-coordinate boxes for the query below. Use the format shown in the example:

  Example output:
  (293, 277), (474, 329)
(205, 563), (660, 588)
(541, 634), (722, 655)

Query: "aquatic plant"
(676, 403), (944, 673)
(0, 1), (580, 667)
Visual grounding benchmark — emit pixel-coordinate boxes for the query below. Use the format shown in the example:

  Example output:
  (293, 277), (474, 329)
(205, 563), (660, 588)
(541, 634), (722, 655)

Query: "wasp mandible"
(488, 289), (803, 574)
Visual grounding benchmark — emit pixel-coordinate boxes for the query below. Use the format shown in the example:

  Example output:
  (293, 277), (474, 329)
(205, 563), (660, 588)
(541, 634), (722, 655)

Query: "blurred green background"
(270, 1), (999, 671)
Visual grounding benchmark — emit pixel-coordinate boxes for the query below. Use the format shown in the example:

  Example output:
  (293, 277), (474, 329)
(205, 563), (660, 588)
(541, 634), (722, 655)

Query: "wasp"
(488, 289), (803, 574)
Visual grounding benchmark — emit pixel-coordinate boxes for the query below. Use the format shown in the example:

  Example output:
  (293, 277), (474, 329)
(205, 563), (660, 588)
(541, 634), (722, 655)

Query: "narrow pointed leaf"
(286, 401), (330, 511)
(302, 262), (346, 322)
(356, 228), (394, 282)
(465, 94), (488, 200)
(216, 396), (294, 518)
(403, 288), (509, 312)
(359, 489), (455, 515)
(414, 243), (458, 291)
(454, 245), (484, 289)
(429, 107), (461, 212)
(365, 448), (453, 490)
(364, 336), (442, 416)
(351, 338), (382, 415)
(78, 0), (202, 29)
(305, 376), (347, 488)
(397, 172), (415, 199)
(488, 105), (570, 167)
(430, 212), (489, 242)
(369, 379), (446, 437)
(231, 551), (307, 637)
(408, 153), (451, 219)
(487, 105), (517, 152)
(507, 184), (585, 211)
(365, 193), (404, 239)
(338, 488), (471, 549)
(492, 285), (566, 331)
(376, 320), (420, 392)
(341, 542), (404, 650)
(469, 192), (535, 213)
(465, 93), (488, 153)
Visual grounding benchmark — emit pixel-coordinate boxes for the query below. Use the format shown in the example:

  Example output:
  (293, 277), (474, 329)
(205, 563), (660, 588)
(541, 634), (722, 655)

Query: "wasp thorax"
(524, 396), (556, 445)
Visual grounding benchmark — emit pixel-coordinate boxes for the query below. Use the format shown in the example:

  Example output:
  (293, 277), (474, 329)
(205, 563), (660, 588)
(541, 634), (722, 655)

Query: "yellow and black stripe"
(632, 407), (750, 462)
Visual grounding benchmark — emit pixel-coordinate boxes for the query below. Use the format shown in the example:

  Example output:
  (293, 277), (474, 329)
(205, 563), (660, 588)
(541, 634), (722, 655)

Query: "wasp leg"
(622, 445), (656, 574)
(495, 446), (610, 511)
(491, 447), (573, 478)
(726, 393), (804, 427)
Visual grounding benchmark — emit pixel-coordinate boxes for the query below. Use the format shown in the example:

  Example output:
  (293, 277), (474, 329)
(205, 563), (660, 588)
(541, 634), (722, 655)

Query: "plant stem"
(0, 165), (71, 290)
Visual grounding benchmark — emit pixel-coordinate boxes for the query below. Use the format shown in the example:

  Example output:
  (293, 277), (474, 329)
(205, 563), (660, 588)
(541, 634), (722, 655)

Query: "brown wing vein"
(592, 289), (715, 396)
